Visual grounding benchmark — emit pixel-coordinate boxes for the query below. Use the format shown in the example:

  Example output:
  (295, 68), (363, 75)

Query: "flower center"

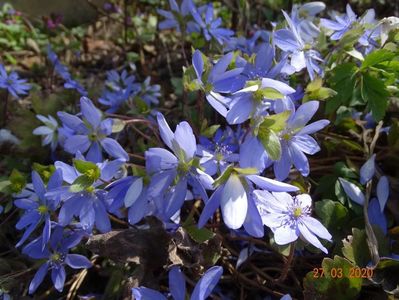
(51, 252), (62, 262)
(293, 207), (302, 218)
(37, 205), (48, 214)
(88, 133), (98, 141)
(282, 133), (291, 141)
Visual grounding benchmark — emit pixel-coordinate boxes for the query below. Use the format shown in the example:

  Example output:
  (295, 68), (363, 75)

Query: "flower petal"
(360, 154), (376, 185)
(169, 266), (186, 300)
(377, 176), (389, 212)
(338, 178), (365, 205)
(220, 174), (248, 229)
(191, 266), (223, 300)
(65, 254), (92, 269)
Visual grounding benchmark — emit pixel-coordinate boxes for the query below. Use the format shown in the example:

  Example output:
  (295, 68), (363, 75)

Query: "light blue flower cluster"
(47, 45), (88, 96)
(8, 1), (396, 297)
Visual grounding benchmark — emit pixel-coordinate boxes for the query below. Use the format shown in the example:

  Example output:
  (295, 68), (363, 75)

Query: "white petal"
(302, 216), (332, 241)
(220, 174), (248, 229)
(298, 221), (328, 253)
(274, 225), (298, 245)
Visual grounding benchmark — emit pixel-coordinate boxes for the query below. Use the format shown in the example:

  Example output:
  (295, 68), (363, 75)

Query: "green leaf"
(333, 162), (357, 179)
(361, 73), (389, 121)
(112, 119), (126, 133)
(32, 163), (56, 184)
(342, 228), (370, 266)
(315, 199), (349, 231)
(213, 165), (234, 188)
(336, 27), (364, 50)
(260, 110), (291, 132)
(346, 49), (364, 61)
(306, 77), (323, 92)
(258, 128), (281, 161)
(9, 169), (26, 193)
(73, 160), (100, 180)
(171, 77), (183, 96)
(201, 125), (220, 138)
(260, 87), (284, 100)
(326, 63), (358, 113)
(361, 49), (396, 70)
(0, 180), (11, 193)
(233, 167), (258, 175)
(70, 175), (94, 193)
(183, 217), (215, 243)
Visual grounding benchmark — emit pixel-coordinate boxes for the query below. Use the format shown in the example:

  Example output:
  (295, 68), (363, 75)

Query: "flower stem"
(2, 90), (9, 127)
(275, 241), (296, 283)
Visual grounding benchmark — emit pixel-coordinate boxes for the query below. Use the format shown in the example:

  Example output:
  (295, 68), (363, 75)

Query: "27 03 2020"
(312, 267), (374, 279)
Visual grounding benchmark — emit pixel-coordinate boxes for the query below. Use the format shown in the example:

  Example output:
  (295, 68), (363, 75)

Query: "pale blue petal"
(198, 187), (222, 228)
(80, 97), (102, 128)
(377, 176), (389, 212)
(338, 178), (365, 205)
(247, 175), (299, 192)
(360, 154), (376, 185)
(156, 113), (174, 149)
(191, 266), (223, 300)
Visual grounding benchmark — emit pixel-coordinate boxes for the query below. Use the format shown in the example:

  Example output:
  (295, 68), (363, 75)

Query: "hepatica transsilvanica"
(5, 1), (395, 297)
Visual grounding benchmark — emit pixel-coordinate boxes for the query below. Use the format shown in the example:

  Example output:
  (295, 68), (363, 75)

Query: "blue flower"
(132, 265), (223, 300)
(226, 78), (296, 125)
(0, 64), (31, 98)
(137, 77), (161, 106)
(254, 191), (332, 253)
(58, 97), (129, 162)
(145, 113), (213, 220)
(197, 127), (239, 176)
(14, 170), (63, 248)
(33, 115), (60, 151)
(191, 3), (234, 45)
(224, 30), (270, 54)
(47, 46), (87, 96)
(192, 50), (245, 117)
(99, 69), (140, 112)
(198, 168), (299, 236)
(46, 157), (125, 233)
(23, 226), (91, 294)
(273, 100), (329, 180)
(319, 4), (359, 41)
(241, 43), (286, 80)
(274, 11), (324, 80)
(106, 176), (152, 225)
(64, 78), (88, 96)
(320, 5), (379, 52)
(157, 0), (199, 33)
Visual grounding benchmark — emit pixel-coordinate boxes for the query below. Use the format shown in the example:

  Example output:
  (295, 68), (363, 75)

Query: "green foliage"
(315, 199), (349, 234)
(304, 77), (337, 101)
(361, 73), (389, 121)
(183, 217), (215, 244)
(304, 255), (363, 300)
(327, 47), (399, 121)
(256, 111), (291, 160)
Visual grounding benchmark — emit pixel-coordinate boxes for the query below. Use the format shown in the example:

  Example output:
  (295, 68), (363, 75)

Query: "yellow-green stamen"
(293, 207), (302, 218)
